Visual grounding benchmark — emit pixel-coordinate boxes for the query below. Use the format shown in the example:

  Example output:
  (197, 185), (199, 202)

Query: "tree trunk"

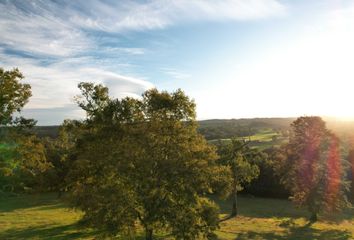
(310, 212), (318, 222)
(145, 228), (153, 240)
(231, 180), (238, 217)
(57, 190), (62, 198)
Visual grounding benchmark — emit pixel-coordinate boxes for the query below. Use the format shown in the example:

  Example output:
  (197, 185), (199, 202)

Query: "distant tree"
(41, 120), (80, 194)
(217, 138), (262, 217)
(280, 116), (350, 221)
(243, 146), (289, 198)
(68, 83), (225, 239)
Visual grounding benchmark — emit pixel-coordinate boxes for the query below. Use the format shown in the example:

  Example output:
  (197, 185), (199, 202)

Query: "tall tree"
(217, 138), (262, 217)
(280, 116), (350, 221)
(0, 67), (48, 192)
(0, 68), (32, 126)
(68, 83), (225, 239)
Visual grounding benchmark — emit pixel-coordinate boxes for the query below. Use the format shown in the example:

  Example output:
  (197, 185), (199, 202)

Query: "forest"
(1, 68), (354, 239)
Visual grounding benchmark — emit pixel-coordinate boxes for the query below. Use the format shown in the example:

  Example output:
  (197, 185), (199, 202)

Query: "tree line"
(1, 68), (353, 239)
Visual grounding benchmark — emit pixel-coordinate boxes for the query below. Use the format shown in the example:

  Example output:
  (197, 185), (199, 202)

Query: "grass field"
(0, 194), (353, 239)
(208, 128), (287, 150)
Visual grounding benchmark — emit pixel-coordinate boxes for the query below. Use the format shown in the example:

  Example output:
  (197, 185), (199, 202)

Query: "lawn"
(0, 194), (353, 239)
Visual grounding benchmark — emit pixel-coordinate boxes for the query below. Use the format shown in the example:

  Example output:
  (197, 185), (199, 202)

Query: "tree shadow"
(0, 223), (101, 240)
(231, 221), (352, 240)
(215, 195), (354, 222)
(215, 195), (307, 219)
(0, 193), (63, 212)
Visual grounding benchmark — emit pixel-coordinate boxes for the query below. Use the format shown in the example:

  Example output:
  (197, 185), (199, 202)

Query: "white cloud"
(0, 50), (154, 124)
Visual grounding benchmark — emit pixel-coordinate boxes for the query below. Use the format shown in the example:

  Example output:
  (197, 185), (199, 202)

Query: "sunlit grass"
(208, 128), (287, 150)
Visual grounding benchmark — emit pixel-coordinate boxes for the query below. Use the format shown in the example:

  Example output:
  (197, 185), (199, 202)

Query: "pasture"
(1, 194), (353, 239)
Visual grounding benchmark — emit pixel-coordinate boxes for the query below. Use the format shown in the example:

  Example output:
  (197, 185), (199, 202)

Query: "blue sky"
(1, 0), (354, 125)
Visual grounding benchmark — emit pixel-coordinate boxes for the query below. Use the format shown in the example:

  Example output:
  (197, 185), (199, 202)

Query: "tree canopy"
(0, 68), (48, 192)
(0, 68), (32, 126)
(68, 83), (226, 239)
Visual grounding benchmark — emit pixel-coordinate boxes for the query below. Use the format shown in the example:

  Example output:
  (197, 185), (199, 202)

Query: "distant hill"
(32, 117), (354, 143)
(31, 126), (60, 138)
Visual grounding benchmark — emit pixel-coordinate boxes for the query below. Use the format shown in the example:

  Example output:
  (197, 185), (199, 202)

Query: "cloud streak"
(0, 0), (286, 57)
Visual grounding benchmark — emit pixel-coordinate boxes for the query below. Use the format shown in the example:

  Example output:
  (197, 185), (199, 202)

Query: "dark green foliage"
(39, 120), (80, 193)
(243, 147), (289, 198)
(67, 83), (225, 239)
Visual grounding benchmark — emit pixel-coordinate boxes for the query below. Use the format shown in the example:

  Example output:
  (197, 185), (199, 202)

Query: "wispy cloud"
(0, 49), (154, 123)
(0, 0), (286, 57)
(69, 0), (287, 32)
(161, 68), (191, 80)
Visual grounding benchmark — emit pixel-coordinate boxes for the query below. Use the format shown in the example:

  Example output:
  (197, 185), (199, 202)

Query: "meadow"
(1, 194), (353, 240)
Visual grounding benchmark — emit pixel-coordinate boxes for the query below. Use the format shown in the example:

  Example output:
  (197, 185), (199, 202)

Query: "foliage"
(243, 147), (289, 198)
(279, 116), (350, 221)
(0, 67), (49, 192)
(0, 68), (32, 126)
(40, 120), (80, 193)
(67, 83), (225, 239)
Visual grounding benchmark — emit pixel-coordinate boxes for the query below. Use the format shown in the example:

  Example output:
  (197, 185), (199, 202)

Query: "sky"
(1, 0), (354, 125)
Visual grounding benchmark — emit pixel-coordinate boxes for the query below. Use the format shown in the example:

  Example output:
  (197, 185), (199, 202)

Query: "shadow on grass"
(214, 195), (354, 222)
(232, 224), (352, 240)
(214, 195), (307, 219)
(0, 223), (100, 240)
(0, 193), (64, 212)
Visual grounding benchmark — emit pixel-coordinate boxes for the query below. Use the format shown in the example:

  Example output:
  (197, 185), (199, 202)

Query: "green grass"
(0, 194), (353, 239)
(208, 128), (288, 150)
(0, 194), (99, 239)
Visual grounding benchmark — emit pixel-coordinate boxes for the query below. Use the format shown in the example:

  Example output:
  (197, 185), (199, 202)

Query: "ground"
(0, 194), (353, 239)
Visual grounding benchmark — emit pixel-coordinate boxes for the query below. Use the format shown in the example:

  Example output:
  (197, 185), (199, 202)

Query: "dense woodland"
(1, 68), (354, 239)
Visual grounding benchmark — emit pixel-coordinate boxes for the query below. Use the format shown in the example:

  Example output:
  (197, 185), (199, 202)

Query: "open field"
(1, 194), (353, 239)
(208, 128), (287, 150)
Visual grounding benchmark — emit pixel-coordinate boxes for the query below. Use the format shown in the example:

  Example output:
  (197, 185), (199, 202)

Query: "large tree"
(0, 68), (32, 126)
(68, 83), (225, 239)
(217, 138), (262, 217)
(281, 116), (350, 221)
(0, 67), (48, 192)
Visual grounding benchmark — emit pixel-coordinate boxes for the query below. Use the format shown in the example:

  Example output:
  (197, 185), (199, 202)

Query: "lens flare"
(325, 135), (341, 211)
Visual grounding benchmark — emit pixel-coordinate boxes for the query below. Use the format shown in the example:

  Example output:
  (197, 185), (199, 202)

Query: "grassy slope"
(1, 194), (353, 239)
